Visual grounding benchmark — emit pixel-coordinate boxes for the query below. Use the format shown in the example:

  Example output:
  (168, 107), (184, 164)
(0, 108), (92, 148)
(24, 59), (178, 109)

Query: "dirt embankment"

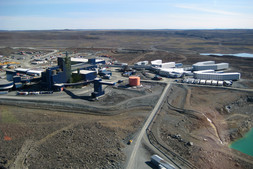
(151, 84), (253, 169)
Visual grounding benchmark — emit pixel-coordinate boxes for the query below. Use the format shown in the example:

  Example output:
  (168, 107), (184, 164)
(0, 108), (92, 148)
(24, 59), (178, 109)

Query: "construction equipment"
(128, 140), (133, 145)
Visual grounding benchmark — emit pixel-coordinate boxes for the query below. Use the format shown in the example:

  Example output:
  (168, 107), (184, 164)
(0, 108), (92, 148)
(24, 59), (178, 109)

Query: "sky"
(0, 0), (253, 30)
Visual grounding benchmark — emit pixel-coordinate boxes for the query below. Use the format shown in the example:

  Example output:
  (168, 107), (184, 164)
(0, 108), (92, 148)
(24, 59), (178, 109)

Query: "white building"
(193, 61), (229, 71)
(71, 57), (88, 63)
(161, 62), (176, 69)
(14, 68), (29, 74)
(193, 70), (240, 80)
(151, 60), (175, 69)
(27, 69), (44, 76)
(134, 61), (150, 69)
(151, 60), (162, 67)
(159, 68), (184, 77)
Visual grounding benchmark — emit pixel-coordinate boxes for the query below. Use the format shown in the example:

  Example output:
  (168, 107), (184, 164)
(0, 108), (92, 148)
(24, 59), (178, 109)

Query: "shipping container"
(217, 81), (223, 86)
(206, 80), (212, 85)
(211, 80), (218, 86)
(200, 80), (206, 85)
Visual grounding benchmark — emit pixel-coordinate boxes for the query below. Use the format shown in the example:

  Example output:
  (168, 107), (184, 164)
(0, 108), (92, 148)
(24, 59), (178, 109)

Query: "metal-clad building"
(193, 61), (229, 71)
(14, 68), (29, 74)
(71, 63), (97, 71)
(161, 62), (176, 69)
(159, 68), (184, 77)
(151, 60), (175, 69)
(6, 70), (17, 81)
(194, 70), (241, 80)
(27, 69), (44, 76)
(0, 80), (14, 90)
(72, 70), (97, 81)
(151, 60), (162, 67)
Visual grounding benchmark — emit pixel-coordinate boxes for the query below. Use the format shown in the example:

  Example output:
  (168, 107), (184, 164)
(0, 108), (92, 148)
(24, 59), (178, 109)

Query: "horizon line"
(1, 28), (253, 32)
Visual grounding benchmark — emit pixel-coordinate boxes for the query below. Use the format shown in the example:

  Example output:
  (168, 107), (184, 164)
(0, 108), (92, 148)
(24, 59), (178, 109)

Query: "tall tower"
(64, 51), (72, 83)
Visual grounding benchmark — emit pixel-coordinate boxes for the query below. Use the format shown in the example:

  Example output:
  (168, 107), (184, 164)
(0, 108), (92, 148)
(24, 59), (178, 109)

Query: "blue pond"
(200, 53), (253, 58)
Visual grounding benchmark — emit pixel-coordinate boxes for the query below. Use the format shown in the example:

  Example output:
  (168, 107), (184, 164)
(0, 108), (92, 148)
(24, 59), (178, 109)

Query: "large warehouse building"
(193, 70), (241, 80)
(151, 60), (175, 69)
(193, 61), (229, 71)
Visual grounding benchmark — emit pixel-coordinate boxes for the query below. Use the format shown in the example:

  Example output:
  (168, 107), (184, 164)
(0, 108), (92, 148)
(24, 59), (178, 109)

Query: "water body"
(200, 53), (253, 58)
(230, 128), (253, 156)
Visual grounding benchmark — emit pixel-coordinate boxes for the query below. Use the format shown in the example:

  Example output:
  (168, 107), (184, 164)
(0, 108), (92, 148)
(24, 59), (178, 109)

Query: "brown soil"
(1, 30), (253, 168)
(0, 105), (148, 169)
(151, 84), (253, 169)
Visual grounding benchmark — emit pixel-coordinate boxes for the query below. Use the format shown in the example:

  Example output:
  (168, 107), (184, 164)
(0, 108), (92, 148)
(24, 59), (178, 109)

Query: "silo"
(129, 76), (140, 86)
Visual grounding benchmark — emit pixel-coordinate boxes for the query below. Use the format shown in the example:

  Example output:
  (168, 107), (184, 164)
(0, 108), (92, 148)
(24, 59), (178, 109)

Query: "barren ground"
(1, 30), (253, 168)
(151, 84), (253, 169)
(0, 105), (147, 169)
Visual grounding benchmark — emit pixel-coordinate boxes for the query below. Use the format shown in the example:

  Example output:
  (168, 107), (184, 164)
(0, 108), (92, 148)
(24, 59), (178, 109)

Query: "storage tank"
(129, 76), (140, 86)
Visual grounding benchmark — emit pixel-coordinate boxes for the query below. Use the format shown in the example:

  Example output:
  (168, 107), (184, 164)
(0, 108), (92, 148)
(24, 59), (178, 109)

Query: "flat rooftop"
(72, 70), (96, 74)
(71, 58), (88, 63)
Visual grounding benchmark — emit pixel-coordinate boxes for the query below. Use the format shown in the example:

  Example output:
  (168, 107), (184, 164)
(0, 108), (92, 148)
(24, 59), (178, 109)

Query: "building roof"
(71, 58), (88, 63)
(72, 70), (96, 74)
(14, 68), (29, 72)
(71, 63), (96, 71)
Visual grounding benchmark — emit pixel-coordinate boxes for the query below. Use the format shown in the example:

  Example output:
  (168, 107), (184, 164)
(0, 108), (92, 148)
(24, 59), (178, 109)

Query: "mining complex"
(0, 30), (253, 169)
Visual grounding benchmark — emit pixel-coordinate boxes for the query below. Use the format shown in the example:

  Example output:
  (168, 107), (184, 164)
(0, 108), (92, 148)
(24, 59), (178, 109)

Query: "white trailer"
(200, 80), (206, 85)
(151, 155), (175, 169)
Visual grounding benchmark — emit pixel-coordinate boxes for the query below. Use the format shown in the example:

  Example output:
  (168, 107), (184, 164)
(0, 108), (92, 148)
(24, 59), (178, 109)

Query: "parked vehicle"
(128, 140), (133, 145)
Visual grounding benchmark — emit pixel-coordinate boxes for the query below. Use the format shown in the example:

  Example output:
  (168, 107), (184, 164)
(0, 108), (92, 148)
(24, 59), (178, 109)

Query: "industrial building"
(1, 50), (109, 95)
(193, 61), (229, 71)
(159, 68), (185, 78)
(71, 57), (105, 65)
(6, 70), (17, 81)
(72, 70), (97, 82)
(0, 80), (14, 90)
(151, 60), (175, 69)
(71, 63), (97, 71)
(91, 78), (116, 98)
(133, 61), (151, 69)
(14, 68), (29, 74)
(26, 69), (44, 76)
(41, 52), (107, 90)
(193, 70), (241, 80)
(41, 56), (71, 90)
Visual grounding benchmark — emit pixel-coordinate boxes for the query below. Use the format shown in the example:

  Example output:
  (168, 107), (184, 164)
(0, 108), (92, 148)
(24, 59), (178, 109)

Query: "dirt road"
(126, 83), (171, 169)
